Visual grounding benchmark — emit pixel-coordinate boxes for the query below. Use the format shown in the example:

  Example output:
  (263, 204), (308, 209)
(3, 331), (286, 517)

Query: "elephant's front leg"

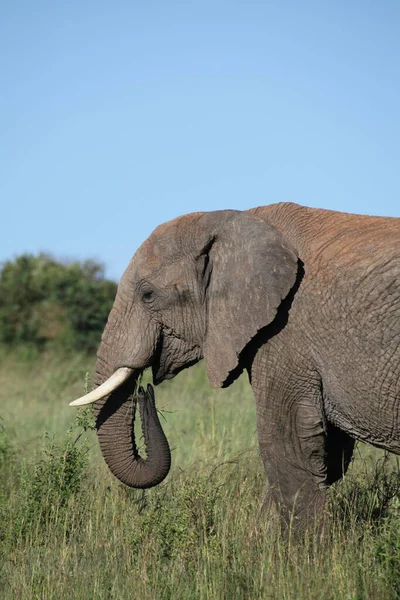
(255, 385), (328, 526)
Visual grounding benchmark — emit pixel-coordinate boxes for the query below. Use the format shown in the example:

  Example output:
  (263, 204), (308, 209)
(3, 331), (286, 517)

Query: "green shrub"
(0, 253), (117, 352)
(14, 426), (90, 543)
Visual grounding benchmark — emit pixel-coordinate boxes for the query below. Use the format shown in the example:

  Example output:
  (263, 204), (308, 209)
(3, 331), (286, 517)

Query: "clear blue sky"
(1, 1), (399, 280)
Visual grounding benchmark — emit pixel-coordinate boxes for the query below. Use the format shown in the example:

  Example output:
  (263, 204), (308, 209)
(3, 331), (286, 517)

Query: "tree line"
(0, 253), (117, 352)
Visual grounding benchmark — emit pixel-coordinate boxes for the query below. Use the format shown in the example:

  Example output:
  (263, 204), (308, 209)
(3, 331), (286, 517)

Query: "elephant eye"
(141, 289), (155, 303)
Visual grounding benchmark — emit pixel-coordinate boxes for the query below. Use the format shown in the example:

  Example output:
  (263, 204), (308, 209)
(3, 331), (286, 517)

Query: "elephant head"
(70, 210), (299, 489)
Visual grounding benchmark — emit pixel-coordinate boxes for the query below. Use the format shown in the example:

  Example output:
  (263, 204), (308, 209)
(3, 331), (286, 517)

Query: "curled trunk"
(93, 366), (171, 489)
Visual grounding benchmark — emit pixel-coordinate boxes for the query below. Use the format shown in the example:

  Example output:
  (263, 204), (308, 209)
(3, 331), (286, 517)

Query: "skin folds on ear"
(195, 211), (299, 388)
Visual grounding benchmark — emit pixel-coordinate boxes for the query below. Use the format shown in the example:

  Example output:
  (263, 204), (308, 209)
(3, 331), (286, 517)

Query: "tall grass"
(1, 352), (400, 599)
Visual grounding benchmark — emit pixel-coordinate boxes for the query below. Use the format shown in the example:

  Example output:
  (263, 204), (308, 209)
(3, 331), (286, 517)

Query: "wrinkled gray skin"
(93, 203), (400, 524)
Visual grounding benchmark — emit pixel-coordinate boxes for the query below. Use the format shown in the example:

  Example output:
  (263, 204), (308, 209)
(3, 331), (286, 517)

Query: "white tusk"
(69, 367), (134, 407)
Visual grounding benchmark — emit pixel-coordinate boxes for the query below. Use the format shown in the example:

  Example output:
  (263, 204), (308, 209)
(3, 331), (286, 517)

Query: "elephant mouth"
(151, 330), (203, 385)
(152, 358), (200, 385)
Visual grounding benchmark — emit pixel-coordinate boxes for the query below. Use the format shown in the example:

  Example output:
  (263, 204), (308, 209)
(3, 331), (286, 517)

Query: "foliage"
(14, 429), (89, 542)
(0, 253), (117, 352)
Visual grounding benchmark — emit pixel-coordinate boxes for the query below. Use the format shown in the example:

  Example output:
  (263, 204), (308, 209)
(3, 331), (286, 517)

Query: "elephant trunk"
(91, 357), (171, 489)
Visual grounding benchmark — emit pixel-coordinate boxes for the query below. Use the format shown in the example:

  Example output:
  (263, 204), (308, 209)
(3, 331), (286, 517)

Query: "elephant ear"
(196, 210), (299, 388)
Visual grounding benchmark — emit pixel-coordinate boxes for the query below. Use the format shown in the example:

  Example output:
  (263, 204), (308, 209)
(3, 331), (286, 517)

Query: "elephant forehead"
(134, 212), (206, 275)
(153, 211), (205, 238)
(133, 239), (177, 276)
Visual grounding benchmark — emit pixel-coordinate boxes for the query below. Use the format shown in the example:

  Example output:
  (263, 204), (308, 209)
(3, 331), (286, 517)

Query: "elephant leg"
(256, 390), (328, 527)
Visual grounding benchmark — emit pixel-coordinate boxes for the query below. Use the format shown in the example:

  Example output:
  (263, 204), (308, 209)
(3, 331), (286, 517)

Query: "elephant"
(70, 202), (400, 524)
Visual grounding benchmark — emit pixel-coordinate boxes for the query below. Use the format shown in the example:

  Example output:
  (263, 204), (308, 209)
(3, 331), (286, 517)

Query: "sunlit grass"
(1, 351), (400, 599)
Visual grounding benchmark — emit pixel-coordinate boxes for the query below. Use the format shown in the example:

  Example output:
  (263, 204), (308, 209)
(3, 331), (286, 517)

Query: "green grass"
(1, 351), (400, 599)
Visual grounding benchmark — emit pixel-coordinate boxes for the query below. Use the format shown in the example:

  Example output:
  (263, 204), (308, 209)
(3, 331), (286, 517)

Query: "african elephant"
(70, 203), (400, 523)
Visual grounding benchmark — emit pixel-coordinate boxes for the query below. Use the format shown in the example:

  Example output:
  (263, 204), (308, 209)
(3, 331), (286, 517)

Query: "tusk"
(69, 367), (134, 407)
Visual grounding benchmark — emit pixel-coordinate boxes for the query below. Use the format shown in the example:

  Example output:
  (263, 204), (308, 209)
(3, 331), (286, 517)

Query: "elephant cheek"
(152, 334), (202, 384)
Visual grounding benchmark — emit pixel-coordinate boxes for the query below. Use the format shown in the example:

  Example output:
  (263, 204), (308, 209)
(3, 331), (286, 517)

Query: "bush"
(11, 417), (93, 545)
(0, 253), (117, 352)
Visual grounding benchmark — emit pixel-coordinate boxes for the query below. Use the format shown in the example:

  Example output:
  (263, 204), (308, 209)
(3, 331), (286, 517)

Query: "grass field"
(1, 351), (400, 599)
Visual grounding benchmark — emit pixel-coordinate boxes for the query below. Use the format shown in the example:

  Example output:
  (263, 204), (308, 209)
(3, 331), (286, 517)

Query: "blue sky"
(1, 1), (399, 280)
